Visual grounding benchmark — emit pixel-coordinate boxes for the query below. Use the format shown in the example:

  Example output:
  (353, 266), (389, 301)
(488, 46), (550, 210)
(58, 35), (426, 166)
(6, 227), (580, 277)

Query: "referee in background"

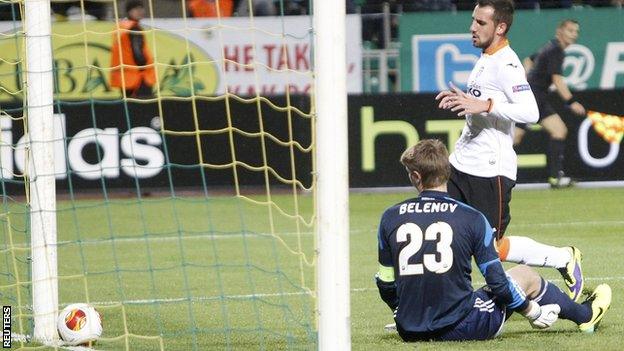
(514, 19), (586, 188)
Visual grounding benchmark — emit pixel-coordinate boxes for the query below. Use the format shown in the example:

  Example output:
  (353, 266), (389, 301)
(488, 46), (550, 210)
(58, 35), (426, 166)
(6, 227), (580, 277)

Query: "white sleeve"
(489, 63), (539, 124)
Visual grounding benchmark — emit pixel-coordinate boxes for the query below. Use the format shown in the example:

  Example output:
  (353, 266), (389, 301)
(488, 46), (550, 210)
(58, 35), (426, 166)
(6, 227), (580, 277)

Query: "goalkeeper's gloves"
(375, 273), (398, 311)
(522, 300), (560, 329)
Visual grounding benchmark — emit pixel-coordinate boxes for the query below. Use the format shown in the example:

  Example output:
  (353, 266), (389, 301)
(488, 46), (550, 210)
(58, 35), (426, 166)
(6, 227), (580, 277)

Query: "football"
(57, 303), (102, 346)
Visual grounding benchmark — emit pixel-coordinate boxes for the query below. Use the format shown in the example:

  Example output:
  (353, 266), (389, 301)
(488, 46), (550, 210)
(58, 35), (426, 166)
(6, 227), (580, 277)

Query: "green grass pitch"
(1, 187), (623, 350)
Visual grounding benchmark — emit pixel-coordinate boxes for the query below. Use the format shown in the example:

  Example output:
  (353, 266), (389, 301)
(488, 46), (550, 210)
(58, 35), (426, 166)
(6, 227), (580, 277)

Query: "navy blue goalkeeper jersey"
(377, 190), (526, 333)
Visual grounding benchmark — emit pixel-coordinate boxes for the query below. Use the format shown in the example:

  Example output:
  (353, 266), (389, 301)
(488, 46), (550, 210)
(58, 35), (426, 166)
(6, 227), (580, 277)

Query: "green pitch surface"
(2, 193), (318, 350)
(1, 187), (623, 350)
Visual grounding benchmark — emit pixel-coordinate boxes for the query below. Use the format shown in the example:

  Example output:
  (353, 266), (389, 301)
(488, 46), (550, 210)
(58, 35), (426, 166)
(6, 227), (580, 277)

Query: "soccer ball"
(57, 303), (102, 346)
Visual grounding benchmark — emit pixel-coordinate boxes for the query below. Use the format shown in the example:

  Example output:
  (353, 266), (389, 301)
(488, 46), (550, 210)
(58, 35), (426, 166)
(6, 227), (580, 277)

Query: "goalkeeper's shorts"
(397, 288), (506, 342)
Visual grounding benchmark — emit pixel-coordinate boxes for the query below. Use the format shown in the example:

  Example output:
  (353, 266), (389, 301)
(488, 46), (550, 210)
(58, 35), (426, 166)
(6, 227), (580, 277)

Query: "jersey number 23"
(397, 222), (453, 275)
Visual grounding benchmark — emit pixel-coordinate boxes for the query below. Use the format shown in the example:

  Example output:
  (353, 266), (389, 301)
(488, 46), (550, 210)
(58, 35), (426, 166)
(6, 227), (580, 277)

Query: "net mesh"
(0, 0), (318, 349)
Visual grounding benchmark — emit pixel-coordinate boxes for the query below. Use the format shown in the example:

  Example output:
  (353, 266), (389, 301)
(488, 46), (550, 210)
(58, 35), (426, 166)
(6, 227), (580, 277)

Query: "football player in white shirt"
(435, 0), (584, 302)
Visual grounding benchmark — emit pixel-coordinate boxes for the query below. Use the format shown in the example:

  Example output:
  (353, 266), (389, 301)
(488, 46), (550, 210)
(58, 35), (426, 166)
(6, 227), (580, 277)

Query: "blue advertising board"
(411, 34), (480, 92)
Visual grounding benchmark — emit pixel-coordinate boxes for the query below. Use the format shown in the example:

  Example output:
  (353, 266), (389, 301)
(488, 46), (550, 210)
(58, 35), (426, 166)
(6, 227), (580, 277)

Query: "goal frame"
(313, 1), (351, 350)
(24, 0), (58, 343)
(24, 0), (352, 348)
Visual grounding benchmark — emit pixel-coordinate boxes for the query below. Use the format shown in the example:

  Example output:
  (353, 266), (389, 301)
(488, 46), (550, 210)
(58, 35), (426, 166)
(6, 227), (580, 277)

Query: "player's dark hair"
(558, 19), (579, 29)
(401, 139), (450, 189)
(476, 0), (514, 34)
(126, 0), (144, 14)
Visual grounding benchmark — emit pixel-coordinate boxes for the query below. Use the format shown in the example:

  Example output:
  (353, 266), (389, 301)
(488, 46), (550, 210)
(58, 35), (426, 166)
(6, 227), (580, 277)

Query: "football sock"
(535, 279), (591, 324)
(548, 139), (566, 178)
(500, 236), (570, 268)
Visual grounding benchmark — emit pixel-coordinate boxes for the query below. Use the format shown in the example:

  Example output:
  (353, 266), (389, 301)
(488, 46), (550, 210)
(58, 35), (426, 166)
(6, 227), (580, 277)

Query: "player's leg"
(513, 124), (527, 146)
(460, 172), (514, 239)
(499, 236), (583, 301)
(447, 168), (584, 301)
(540, 113), (572, 188)
(432, 267), (563, 342)
(417, 288), (506, 341)
(135, 78), (154, 98)
(540, 113), (567, 139)
(448, 167), (512, 238)
(508, 265), (612, 332)
(507, 265), (589, 323)
(504, 265), (541, 295)
(484, 174), (584, 301)
(531, 90), (571, 187)
(447, 166), (468, 204)
(577, 284), (612, 333)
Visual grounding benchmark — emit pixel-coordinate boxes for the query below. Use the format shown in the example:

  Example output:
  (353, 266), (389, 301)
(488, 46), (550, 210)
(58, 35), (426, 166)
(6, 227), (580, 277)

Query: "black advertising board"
(0, 90), (622, 193)
(348, 90), (624, 187)
(0, 96), (313, 194)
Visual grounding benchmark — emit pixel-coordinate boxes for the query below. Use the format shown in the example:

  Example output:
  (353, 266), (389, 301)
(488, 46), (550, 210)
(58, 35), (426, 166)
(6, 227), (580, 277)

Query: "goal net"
(0, 0), (357, 349)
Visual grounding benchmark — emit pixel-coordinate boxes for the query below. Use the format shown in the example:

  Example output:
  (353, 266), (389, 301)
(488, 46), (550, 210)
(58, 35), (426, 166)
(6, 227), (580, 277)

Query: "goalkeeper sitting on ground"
(375, 139), (612, 341)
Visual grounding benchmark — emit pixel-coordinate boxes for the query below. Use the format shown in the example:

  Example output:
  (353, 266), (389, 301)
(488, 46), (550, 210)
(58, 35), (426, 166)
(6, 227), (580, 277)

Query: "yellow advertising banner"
(0, 21), (219, 101)
(0, 16), (363, 101)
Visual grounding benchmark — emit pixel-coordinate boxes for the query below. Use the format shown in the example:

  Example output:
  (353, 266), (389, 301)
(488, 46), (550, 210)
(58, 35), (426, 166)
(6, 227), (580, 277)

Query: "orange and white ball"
(57, 303), (102, 346)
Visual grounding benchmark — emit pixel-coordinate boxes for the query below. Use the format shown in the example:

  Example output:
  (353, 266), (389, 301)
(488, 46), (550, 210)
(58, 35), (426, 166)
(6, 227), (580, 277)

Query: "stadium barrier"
(1, 90), (622, 191)
(349, 91), (624, 186)
(0, 96), (313, 192)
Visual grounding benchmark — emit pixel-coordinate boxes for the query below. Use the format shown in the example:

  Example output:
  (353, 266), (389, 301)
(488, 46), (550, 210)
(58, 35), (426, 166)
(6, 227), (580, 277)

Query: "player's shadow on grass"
(502, 329), (588, 338)
(379, 333), (403, 342)
(381, 329), (590, 344)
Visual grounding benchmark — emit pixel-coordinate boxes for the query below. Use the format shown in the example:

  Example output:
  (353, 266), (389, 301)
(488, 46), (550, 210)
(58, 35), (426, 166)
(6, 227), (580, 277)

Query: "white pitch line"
(52, 231), (314, 247)
(11, 333), (95, 351)
(56, 345), (96, 351)
(510, 220), (624, 228)
(87, 290), (313, 307)
(42, 218), (622, 247)
(352, 180), (624, 193)
(14, 276), (622, 311)
(354, 275), (624, 293)
(54, 276), (624, 308)
(10, 333), (30, 343)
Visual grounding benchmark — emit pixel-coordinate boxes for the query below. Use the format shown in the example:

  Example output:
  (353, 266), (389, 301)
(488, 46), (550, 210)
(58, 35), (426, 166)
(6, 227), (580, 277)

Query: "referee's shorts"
(447, 166), (515, 239)
(517, 89), (557, 130)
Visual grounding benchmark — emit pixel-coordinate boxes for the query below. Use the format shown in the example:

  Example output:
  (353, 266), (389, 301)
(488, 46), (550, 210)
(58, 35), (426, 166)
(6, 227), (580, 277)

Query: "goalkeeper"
(375, 139), (611, 341)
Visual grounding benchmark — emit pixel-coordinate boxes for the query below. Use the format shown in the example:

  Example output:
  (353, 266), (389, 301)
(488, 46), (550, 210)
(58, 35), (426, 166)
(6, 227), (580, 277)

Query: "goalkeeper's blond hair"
(400, 139), (450, 189)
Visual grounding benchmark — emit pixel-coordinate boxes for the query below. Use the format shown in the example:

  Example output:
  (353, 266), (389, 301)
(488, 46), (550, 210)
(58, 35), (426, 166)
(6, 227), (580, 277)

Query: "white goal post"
(24, 0), (58, 343)
(314, 1), (351, 350)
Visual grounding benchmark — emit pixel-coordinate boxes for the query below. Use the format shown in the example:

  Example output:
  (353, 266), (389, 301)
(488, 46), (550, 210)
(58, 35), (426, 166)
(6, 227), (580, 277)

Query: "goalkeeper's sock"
(535, 278), (591, 324)
(500, 236), (570, 268)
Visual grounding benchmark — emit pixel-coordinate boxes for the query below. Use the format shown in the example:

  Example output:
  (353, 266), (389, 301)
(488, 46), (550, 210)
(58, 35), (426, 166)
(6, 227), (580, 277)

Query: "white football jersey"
(450, 42), (538, 180)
